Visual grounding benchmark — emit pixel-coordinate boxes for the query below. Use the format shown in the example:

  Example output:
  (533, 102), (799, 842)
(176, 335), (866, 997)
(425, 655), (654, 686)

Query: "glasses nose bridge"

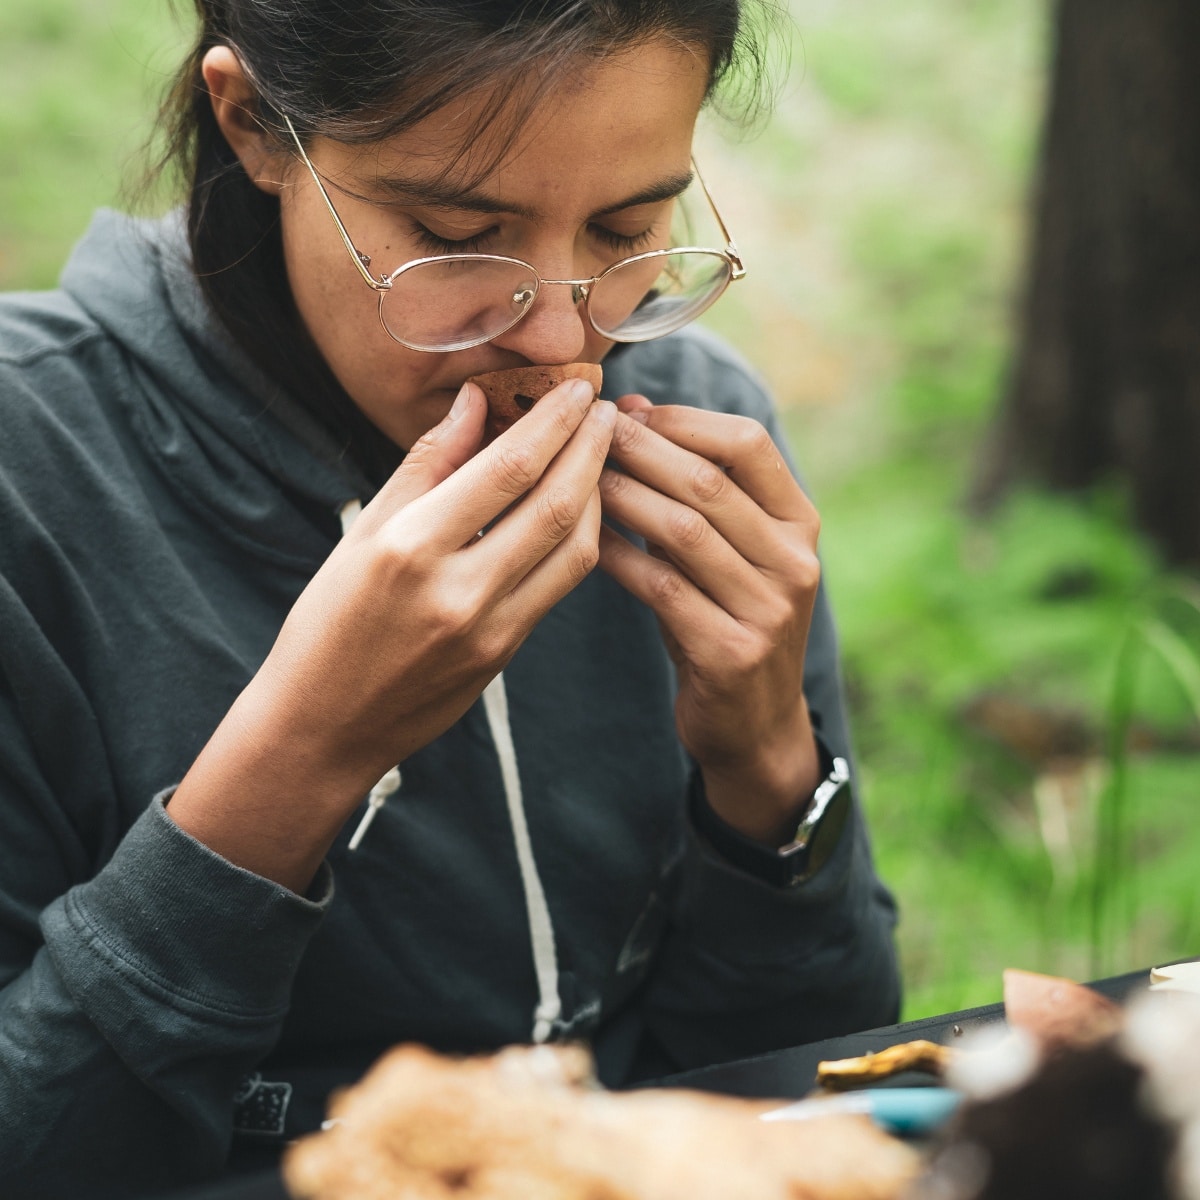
(535, 275), (596, 309)
(497, 270), (594, 360)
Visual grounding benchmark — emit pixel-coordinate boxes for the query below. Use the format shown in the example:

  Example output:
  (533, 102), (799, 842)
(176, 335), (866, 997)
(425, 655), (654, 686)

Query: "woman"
(0, 1), (899, 1195)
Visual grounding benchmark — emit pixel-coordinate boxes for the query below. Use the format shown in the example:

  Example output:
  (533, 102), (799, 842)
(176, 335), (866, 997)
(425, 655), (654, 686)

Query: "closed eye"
(408, 219), (663, 259)
(409, 223), (499, 256)
(589, 224), (659, 255)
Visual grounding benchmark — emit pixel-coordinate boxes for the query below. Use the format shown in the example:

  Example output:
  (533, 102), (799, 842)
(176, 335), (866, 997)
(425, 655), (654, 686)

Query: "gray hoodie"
(0, 210), (899, 1199)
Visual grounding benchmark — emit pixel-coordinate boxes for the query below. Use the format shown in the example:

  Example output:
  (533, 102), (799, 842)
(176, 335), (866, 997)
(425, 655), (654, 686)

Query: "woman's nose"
(491, 277), (589, 365)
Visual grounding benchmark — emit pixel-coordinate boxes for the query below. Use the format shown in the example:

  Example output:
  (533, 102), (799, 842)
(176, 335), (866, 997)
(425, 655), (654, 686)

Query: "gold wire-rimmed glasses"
(280, 113), (745, 353)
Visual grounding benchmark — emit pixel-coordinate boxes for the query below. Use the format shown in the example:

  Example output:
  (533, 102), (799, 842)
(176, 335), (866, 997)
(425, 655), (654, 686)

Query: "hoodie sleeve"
(638, 573), (901, 1070)
(0, 656), (331, 1200)
(0, 293), (338, 1198)
(631, 351), (901, 1071)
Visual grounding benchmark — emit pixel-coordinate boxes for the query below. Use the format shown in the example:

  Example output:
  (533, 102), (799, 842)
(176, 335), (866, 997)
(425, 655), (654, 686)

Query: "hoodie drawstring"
(338, 498), (362, 536)
(347, 766), (401, 850)
(335, 498), (563, 1044)
(481, 673), (563, 1043)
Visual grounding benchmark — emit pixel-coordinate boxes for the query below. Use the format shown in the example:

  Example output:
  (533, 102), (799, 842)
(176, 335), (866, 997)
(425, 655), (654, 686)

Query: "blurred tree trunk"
(974, 0), (1200, 567)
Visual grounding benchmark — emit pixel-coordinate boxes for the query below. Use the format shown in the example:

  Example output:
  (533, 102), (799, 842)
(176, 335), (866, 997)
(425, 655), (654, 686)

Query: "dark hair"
(155, 0), (781, 482)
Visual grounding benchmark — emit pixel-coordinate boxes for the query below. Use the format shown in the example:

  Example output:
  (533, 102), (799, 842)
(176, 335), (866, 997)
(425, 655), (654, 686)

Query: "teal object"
(760, 1087), (962, 1136)
(867, 1087), (961, 1135)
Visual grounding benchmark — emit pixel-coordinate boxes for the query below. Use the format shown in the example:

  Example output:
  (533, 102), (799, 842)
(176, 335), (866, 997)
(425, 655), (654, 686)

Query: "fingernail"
(569, 378), (595, 404)
(596, 400), (617, 426)
(627, 410), (649, 424)
(449, 382), (471, 421)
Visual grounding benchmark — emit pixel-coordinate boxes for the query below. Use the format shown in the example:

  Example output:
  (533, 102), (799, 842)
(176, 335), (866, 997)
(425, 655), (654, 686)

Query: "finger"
(500, 485), (605, 627)
(469, 400), (616, 590)
(614, 406), (817, 529)
(412, 374), (600, 551)
(607, 412), (796, 570)
(614, 392), (653, 417)
(597, 524), (733, 662)
(351, 381), (487, 538)
(598, 466), (774, 619)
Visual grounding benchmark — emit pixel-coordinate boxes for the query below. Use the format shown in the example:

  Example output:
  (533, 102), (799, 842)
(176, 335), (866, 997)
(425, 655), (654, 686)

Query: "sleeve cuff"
(686, 736), (843, 888)
(42, 791), (333, 1024)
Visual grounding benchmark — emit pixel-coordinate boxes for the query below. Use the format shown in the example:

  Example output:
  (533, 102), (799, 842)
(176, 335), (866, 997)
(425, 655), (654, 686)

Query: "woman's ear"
(201, 46), (289, 196)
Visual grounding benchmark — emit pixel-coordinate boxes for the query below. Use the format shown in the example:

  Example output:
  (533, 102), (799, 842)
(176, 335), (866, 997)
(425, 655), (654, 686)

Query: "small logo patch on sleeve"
(232, 1072), (293, 1139)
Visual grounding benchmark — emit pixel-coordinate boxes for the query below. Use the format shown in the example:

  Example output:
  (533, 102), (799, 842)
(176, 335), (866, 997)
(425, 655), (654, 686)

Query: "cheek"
(282, 220), (370, 339)
(279, 203), (391, 377)
(277, 202), (442, 441)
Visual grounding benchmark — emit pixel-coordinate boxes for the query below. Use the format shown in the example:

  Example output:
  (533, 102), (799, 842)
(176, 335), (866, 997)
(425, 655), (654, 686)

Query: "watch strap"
(687, 740), (853, 888)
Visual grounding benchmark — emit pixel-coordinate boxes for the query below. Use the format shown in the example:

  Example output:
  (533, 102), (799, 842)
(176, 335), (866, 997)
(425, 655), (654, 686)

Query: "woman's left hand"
(597, 397), (822, 847)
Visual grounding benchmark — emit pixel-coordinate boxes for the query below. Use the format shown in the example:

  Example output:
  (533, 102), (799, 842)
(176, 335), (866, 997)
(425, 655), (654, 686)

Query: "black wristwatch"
(688, 750), (854, 887)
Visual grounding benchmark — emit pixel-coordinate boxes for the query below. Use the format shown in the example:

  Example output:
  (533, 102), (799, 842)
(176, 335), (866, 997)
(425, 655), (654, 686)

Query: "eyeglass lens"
(592, 251), (734, 341)
(379, 250), (733, 352)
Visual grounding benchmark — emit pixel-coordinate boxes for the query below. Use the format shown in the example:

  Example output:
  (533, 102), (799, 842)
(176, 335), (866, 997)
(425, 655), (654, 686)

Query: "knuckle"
(374, 525), (427, 583)
(787, 547), (822, 594)
(590, 410), (617, 458)
(731, 415), (774, 459)
(549, 393), (585, 441)
(565, 495), (601, 582)
(760, 595), (796, 643)
(488, 440), (541, 496)
(648, 563), (687, 608)
(430, 585), (479, 640)
(535, 485), (581, 543)
(610, 412), (645, 452)
(686, 459), (728, 505)
(476, 625), (516, 670)
(731, 626), (770, 673)
(566, 534), (600, 584)
(600, 468), (635, 503)
(666, 505), (709, 551)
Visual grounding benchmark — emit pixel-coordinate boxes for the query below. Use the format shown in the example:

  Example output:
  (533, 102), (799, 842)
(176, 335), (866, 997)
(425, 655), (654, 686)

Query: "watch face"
(799, 780), (852, 882)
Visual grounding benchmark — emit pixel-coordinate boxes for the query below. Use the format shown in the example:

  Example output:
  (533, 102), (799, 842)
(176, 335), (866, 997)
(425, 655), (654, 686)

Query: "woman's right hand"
(168, 376), (614, 891)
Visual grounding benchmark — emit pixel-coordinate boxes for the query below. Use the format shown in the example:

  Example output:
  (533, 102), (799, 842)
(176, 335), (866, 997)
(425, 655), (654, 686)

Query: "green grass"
(0, 0), (183, 290)
(699, 0), (1199, 1016)
(3, 0), (1197, 1022)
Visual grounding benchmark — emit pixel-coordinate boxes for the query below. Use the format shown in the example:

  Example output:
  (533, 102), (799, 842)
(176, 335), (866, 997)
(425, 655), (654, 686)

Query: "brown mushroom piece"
(468, 362), (603, 440)
(1002, 968), (1123, 1051)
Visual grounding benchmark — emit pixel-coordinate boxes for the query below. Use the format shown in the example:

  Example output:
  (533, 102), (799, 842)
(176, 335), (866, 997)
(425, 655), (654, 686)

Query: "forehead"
(326, 40), (710, 216)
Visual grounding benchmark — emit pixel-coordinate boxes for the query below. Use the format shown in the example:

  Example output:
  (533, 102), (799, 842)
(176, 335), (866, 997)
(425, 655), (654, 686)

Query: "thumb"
(355, 383), (486, 535)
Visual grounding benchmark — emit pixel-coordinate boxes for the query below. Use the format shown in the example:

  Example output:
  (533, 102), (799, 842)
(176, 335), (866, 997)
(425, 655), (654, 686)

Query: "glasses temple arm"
(281, 114), (386, 291)
(691, 158), (746, 281)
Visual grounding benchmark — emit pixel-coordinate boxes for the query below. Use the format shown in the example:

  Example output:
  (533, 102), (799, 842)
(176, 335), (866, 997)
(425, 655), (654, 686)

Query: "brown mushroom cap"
(1003, 968), (1123, 1050)
(468, 362), (603, 438)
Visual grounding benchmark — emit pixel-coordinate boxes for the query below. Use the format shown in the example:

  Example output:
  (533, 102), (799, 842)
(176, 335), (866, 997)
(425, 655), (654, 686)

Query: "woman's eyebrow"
(368, 170), (695, 217)
(591, 171), (694, 217)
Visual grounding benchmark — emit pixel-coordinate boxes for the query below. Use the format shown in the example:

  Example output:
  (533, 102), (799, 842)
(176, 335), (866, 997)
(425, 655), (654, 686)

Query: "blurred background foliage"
(1, 0), (1196, 1020)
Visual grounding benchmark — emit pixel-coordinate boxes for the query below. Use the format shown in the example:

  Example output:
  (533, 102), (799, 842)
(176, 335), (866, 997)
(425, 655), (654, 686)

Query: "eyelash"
(589, 225), (658, 255)
(408, 222), (658, 257)
(409, 226), (496, 256)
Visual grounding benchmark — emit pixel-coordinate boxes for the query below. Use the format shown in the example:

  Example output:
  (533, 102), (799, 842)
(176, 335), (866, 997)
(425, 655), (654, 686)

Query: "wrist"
(690, 739), (853, 887)
(699, 711), (822, 846)
(166, 679), (381, 893)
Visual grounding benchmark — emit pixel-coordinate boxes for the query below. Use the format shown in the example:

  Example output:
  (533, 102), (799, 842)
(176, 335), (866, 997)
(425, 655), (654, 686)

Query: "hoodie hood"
(59, 209), (374, 559)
